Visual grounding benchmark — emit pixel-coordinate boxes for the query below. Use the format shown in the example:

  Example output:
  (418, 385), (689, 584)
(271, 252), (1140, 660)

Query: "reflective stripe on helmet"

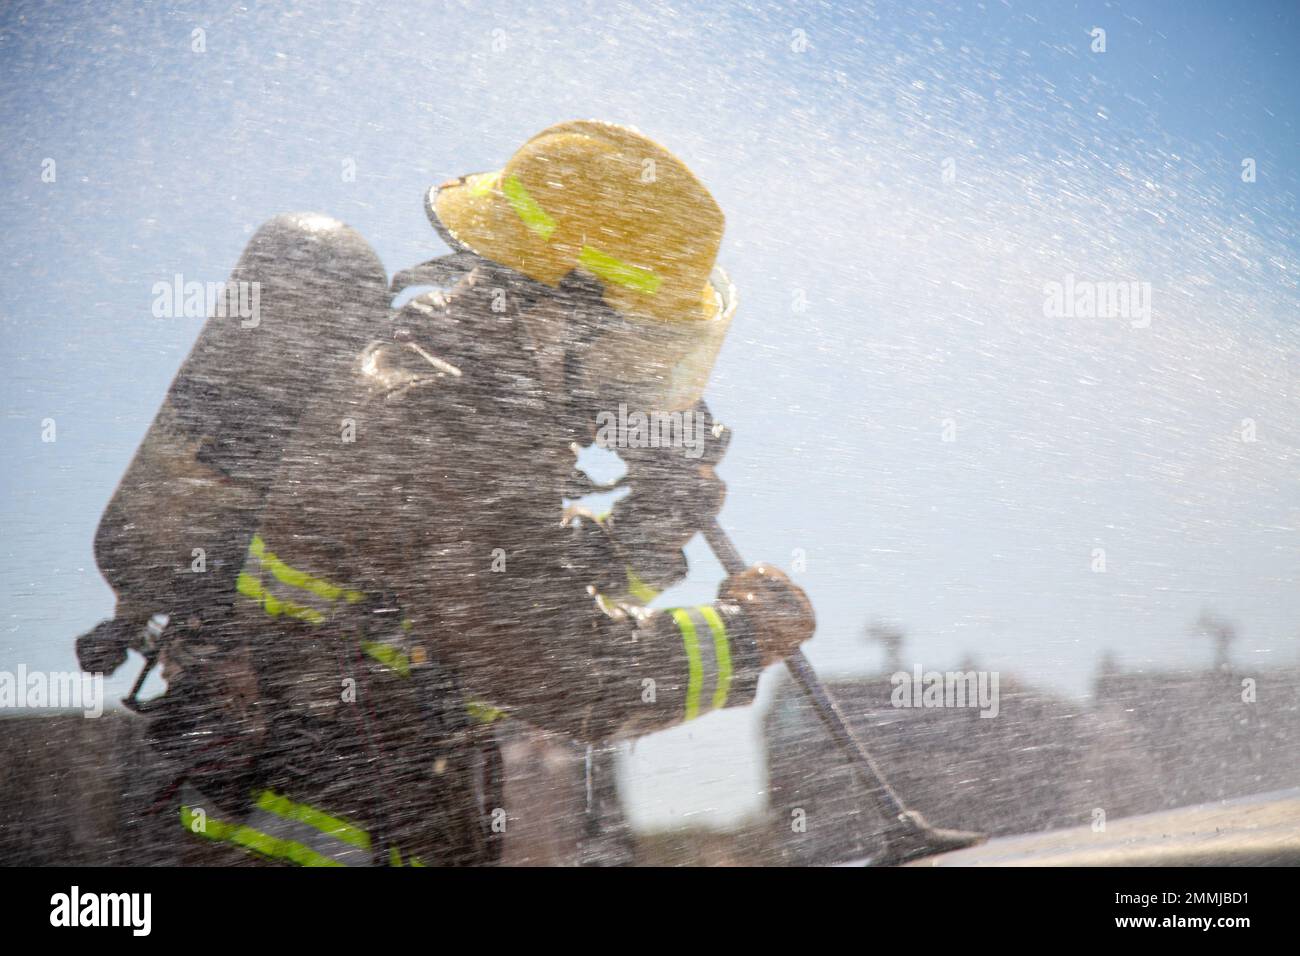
(468, 170), (502, 197)
(578, 245), (662, 295)
(503, 174), (556, 240)
(669, 605), (733, 721)
(499, 174), (662, 295)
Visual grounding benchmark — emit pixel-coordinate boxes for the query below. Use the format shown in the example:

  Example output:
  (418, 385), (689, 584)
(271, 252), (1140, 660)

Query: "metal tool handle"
(782, 649), (908, 821)
(702, 519), (909, 824)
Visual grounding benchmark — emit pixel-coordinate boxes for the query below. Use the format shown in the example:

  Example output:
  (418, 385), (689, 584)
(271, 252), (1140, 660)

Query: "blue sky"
(2, 0), (1297, 827)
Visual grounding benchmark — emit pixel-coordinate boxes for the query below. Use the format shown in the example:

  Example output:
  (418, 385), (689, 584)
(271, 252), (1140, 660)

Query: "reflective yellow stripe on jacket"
(237, 534), (364, 626)
(238, 534), (413, 676)
(181, 788), (426, 867)
(236, 534), (505, 723)
(182, 789), (369, 867)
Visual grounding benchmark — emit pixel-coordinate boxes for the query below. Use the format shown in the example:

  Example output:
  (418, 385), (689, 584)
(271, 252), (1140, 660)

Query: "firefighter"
(96, 120), (815, 866)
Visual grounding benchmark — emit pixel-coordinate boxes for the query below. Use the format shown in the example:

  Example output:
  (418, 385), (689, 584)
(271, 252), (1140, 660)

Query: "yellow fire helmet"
(428, 120), (736, 412)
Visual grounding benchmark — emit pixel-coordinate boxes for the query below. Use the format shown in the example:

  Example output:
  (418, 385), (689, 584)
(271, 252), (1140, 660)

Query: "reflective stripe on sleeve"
(669, 606), (733, 721)
(671, 608), (704, 721)
(625, 568), (661, 604)
(698, 605), (733, 710)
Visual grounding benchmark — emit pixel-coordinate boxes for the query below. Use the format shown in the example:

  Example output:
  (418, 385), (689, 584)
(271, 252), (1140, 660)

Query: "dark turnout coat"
(164, 233), (762, 866)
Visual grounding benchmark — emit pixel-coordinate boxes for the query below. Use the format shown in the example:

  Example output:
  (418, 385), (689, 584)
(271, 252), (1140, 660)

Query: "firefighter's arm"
(350, 401), (787, 740)
(444, 520), (780, 743)
(579, 399), (730, 603)
(424, 502), (814, 742)
(349, 324), (810, 740)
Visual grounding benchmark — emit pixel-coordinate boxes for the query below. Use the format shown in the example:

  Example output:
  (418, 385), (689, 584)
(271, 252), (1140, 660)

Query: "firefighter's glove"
(719, 564), (815, 666)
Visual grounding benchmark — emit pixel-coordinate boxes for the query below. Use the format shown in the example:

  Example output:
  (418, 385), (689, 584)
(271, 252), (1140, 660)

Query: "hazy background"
(2, 0), (1297, 830)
